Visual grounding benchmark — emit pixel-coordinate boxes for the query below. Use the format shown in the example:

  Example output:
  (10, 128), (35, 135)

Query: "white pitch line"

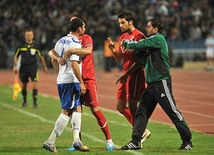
(189, 124), (214, 127)
(0, 101), (144, 155)
(182, 110), (214, 119)
(176, 97), (214, 107)
(155, 104), (214, 119)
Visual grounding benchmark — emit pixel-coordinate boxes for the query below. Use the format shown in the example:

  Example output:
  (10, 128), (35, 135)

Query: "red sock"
(120, 108), (133, 125)
(93, 110), (111, 140)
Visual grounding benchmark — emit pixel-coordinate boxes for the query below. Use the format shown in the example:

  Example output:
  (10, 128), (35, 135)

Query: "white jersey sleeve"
(54, 34), (82, 84)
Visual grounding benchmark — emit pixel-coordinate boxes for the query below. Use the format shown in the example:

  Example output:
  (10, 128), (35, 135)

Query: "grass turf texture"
(0, 84), (213, 155)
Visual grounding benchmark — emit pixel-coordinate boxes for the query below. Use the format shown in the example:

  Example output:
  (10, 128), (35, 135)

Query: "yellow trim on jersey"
(20, 48), (28, 51)
(37, 49), (42, 58)
(15, 49), (20, 57)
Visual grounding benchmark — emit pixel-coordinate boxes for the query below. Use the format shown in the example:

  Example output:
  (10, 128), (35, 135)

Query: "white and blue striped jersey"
(54, 34), (82, 84)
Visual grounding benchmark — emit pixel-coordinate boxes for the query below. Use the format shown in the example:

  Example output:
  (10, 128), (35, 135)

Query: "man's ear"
(129, 20), (133, 26)
(77, 27), (81, 33)
(154, 27), (158, 33)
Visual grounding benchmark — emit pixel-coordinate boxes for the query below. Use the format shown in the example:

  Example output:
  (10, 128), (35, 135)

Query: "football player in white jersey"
(43, 17), (87, 153)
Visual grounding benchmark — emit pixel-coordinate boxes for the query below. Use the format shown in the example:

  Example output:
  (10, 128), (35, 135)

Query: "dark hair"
(70, 14), (87, 26)
(149, 19), (164, 33)
(24, 28), (34, 34)
(118, 11), (134, 23)
(69, 17), (83, 32)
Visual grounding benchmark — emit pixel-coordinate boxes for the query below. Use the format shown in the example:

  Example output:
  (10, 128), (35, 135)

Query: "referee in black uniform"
(13, 29), (48, 108)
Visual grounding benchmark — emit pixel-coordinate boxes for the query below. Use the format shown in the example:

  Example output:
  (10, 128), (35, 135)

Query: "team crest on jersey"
(121, 47), (134, 53)
(120, 36), (135, 53)
(30, 49), (36, 55)
(130, 36), (134, 41)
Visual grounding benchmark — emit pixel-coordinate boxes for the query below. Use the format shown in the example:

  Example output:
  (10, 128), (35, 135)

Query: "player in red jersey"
(108, 11), (151, 147)
(49, 17), (115, 151)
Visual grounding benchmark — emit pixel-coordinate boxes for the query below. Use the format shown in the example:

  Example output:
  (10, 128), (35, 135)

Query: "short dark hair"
(149, 19), (164, 33)
(70, 15), (87, 28)
(118, 11), (134, 23)
(24, 28), (34, 34)
(69, 17), (83, 32)
(25, 28), (34, 32)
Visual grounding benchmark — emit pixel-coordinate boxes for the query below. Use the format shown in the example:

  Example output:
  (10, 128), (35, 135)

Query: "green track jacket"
(123, 33), (171, 84)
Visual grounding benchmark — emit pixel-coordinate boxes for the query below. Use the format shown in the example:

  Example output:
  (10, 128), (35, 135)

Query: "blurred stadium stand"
(1, 0), (214, 69)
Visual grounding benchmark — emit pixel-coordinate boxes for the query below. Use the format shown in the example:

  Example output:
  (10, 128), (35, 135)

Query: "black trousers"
(132, 79), (192, 143)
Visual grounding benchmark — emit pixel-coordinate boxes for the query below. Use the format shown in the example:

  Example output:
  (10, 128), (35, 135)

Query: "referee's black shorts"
(19, 65), (38, 83)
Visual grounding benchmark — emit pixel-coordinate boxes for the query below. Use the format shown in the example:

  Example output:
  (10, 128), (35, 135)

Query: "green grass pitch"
(0, 84), (213, 155)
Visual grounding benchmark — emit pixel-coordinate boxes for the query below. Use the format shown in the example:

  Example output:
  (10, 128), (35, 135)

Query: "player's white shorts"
(206, 49), (214, 58)
(57, 83), (81, 110)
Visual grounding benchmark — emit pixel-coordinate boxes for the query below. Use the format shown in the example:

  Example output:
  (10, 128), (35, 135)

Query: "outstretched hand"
(107, 37), (116, 50)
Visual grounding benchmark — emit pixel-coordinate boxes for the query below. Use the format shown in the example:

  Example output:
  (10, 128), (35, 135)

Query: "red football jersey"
(79, 34), (96, 81)
(118, 29), (146, 72)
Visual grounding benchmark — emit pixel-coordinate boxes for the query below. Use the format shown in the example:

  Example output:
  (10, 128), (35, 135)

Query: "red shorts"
(81, 80), (99, 107)
(117, 71), (145, 101)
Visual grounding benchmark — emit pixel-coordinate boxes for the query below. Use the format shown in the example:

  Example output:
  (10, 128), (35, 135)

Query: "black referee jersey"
(14, 41), (43, 67)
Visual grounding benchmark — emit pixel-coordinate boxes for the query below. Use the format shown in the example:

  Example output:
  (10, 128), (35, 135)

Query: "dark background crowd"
(1, 0), (214, 68)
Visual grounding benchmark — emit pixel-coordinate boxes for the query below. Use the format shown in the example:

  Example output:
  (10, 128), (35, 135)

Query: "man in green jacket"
(120, 19), (193, 150)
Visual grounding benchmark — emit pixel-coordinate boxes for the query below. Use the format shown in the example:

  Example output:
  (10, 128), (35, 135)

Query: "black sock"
(33, 89), (38, 104)
(22, 89), (27, 103)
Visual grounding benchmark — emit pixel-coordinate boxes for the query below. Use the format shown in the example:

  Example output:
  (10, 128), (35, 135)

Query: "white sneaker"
(43, 141), (58, 153)
(141, 129), (151, 148)
(106, 139), (115, 151)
